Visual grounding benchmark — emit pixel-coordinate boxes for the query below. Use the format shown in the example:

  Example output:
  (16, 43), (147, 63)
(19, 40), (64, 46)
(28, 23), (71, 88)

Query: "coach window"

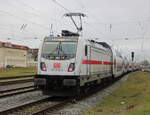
(85, 45), (88, 56)
(114, 59), (116, 69)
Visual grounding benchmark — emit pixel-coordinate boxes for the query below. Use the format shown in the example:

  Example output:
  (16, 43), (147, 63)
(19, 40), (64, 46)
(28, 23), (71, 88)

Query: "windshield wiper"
(58, 42), (66, 55)
(47, 42), (66, 56)
(47, 43), (60, 56)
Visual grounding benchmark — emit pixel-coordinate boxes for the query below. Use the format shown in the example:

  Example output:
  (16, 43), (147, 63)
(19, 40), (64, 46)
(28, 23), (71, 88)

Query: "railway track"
(0, 85), (72, 115)
(0, 95), (51, 114)
(0, 75), (35, 86)
(33, 73), (129, 115)
(32, 99), (71, 115)
(32, 73), (129, 115)
(0, 96), (71, 115)
(27, 77), (119, 115)
(0, 75), (71, 115)
(0, 73), (130, 115)
(0, 85), (36, 98)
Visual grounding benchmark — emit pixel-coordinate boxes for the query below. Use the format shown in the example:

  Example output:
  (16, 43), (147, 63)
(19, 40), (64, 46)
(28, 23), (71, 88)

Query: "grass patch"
(83, 72), (150, 115)
(0, 67), (37, 77)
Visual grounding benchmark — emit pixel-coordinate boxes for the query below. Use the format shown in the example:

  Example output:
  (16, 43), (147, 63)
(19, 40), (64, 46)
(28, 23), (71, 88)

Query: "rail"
(0, 75), (35, 86)
(0, 86), (36, 98)
(0, 75), (35, 80)
(0, 95), (51, 114)
(32, 99), (72, 115)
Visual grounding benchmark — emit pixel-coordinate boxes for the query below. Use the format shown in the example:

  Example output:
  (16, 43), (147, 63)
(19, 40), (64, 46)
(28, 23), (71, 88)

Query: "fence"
(27, 61), (37, 67)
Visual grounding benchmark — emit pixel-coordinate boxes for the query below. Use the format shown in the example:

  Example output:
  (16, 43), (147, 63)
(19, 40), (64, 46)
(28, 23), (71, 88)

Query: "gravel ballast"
(0, 90), (48, 112)
(54, 74), (129, 115)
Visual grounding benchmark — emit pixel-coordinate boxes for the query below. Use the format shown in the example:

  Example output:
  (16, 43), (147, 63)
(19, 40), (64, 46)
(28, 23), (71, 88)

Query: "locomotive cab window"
(42, 41), (78, 60)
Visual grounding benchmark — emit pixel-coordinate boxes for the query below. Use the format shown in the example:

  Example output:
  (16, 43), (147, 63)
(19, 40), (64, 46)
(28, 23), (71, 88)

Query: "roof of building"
(0, 41), (29, 50)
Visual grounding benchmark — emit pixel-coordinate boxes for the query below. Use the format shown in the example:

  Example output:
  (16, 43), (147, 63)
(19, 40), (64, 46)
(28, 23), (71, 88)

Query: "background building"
(0, 42), (38, 68)
(27, 48), (38, 67)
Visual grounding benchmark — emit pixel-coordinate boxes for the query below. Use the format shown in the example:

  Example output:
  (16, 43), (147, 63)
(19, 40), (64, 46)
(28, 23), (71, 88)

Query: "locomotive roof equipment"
(64, 13), (86, 33)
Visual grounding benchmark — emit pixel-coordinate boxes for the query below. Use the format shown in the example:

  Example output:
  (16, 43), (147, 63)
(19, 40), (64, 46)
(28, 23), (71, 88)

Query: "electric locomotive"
(34, 13), (129, 96)
(35, 30), (117, 96)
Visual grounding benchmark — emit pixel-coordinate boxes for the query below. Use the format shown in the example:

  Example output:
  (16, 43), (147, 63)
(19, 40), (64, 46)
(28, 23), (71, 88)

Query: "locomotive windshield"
(42, 41), (77, 60)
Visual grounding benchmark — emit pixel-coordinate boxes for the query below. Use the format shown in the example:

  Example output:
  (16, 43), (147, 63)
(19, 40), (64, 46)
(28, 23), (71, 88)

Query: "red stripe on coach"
(103, 61), (113, 65)
(82, 60), (102, 64)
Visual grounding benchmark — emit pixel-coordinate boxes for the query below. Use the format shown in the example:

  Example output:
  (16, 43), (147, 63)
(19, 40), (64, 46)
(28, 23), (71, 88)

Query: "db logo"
(53, 62), (61, 68)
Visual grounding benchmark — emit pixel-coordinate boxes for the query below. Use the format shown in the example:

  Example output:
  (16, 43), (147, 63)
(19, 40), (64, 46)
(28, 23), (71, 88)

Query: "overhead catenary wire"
(51, 0), (104, 36)
(71, 0), (104, 24)
(72, 0), (107, 35)
(15, 0), (40, 13)
(83, 20), (104, 36)
(0, 31), (42, 43)
(52, 0), (70, 13)
(0, 25), (42, 38)
(72, 0), (150, 41)
(6, 0), (67, 37)
(52, 0), (150, 62)
(74, 0), (150, 25)
(0, 26), (44, 45)
(138, 20), (150, 52)
(71, 0), (105, 35)
(1, 0), (150, 51)
(8, 0), (56, 24)
(0, 10), (50, 30)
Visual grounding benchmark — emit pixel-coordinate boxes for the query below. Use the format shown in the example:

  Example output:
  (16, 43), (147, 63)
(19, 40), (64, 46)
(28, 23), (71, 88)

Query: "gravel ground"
(0, 82), (34, 92)
(0, 90), (48, 112)
(52, 74), (129, 115)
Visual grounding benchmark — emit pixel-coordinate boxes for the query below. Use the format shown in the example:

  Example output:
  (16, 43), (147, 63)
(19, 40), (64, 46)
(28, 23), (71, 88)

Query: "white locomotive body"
(35, 31), (129, 96)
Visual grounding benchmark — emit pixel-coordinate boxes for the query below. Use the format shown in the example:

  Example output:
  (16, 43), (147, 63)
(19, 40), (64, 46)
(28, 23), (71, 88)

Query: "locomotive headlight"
(68, 63), (75, 72)
(61, 56), (65, 60)
(50, 56), (55, 60)
(40, 62), (47, 71)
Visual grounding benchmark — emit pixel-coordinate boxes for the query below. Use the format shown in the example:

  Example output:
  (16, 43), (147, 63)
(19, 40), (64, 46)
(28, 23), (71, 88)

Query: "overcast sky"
(0, 0), (150, 62)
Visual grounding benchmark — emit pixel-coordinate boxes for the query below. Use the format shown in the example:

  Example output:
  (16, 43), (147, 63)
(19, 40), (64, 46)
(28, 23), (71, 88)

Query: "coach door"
(85, 45), (91, 76)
